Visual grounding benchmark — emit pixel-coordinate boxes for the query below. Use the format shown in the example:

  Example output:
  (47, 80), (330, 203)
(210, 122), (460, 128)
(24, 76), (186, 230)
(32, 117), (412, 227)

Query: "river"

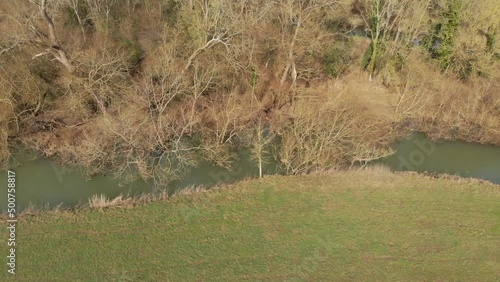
(1, 132), (499, 211)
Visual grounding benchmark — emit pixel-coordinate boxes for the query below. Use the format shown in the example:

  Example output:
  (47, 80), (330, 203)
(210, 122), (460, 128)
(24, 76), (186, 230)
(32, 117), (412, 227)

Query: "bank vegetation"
(1, 0), (499, 185)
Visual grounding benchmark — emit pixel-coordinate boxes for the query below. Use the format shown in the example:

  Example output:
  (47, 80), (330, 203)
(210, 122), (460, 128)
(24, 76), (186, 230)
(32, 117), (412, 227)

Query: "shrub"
(323, 40), (353, 78)
(162, 0), (181, 27)
(117, 39), (144, 71)
(425, 0), (463, 71)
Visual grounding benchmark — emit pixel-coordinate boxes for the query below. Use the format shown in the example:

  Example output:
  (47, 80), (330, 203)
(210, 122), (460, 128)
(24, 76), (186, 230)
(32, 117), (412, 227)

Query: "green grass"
(2, 170), (500, 281)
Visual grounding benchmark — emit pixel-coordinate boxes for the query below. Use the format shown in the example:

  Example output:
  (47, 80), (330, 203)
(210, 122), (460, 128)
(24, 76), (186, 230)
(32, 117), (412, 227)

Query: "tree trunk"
(40, 0), (75, 73)
(281, 18), (301, 85)
(368, 39), (378, 81)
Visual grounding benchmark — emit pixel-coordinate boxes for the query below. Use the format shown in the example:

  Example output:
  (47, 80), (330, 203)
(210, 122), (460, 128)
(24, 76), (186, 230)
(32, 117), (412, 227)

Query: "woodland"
(1, 0), (499, 185)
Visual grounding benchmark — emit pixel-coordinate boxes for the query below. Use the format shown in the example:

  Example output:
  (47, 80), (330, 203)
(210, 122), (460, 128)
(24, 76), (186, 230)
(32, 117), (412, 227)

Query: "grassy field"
(2, 169), (500, 281)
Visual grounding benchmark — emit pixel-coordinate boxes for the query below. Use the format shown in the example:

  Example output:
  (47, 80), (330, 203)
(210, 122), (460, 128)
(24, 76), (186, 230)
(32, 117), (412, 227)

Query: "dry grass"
(86, 191), (174, 210)
(88, 194), (125, 209)
(171, 185), (208, 197)
(389, 49), (500, 145)
(358, 163), (392, 174)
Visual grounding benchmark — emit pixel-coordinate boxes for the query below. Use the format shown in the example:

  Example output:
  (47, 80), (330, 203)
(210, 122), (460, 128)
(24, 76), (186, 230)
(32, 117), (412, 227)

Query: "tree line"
(0, 0), (499, 184)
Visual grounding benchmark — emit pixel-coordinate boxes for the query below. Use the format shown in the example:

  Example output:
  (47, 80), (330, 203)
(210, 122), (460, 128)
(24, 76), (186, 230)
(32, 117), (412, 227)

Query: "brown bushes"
(392, 50), (500, 145)
(274, 82), (397, 174)
(0, 0), (499, 181)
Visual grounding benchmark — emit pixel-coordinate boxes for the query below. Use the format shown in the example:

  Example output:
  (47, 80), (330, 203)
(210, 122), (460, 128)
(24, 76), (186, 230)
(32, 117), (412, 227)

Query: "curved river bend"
(1, 133), (499, 211)
(377, 132), (500, 184)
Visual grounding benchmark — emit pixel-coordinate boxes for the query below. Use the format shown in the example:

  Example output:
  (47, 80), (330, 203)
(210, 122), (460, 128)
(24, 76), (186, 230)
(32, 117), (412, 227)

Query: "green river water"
(1, 132), (499, 211)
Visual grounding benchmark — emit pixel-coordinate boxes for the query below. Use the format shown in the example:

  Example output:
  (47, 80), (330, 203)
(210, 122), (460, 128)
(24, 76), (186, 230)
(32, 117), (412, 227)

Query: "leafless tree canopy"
(0, 0), (499, 180)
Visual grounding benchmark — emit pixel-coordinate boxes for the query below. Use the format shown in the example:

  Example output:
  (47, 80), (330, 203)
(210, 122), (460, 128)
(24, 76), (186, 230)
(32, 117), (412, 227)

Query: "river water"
(377, 132), (500, 184)
(0, 149), (279, 211)
(1, 133), (499, 211)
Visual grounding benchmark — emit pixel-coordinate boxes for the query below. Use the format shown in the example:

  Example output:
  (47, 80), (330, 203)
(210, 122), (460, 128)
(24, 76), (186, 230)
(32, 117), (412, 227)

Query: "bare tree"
(275, 0), (338, 86)
(180, 0), (241, 72)
(276, 87), (394, 174)
(249, 116), (274, 178)
(31, 0), (74, 73)
(66, 0), (87, 39)
(83, 0), (118, 33)
(354, 0), (409, 81)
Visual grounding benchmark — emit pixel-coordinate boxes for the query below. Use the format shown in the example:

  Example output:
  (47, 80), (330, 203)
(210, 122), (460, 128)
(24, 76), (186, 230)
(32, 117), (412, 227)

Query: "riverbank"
(3, 1), (500, 178)
(2, 169), (498, 281)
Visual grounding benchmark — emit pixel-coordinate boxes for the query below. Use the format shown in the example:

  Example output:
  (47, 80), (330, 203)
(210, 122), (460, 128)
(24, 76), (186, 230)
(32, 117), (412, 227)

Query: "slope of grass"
(2, 170), (500, 281)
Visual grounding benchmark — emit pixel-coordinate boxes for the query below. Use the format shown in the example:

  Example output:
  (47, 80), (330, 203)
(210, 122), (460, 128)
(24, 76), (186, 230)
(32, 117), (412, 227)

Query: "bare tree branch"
(184, 35), (231, 71)
(34, 0), (75, 73)
(31, 51), (50, 59)
(0, 43), (20, 56)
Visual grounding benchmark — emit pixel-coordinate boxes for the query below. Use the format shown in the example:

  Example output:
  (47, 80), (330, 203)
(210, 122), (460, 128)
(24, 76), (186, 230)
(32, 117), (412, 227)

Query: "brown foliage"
(0, 0), (499, 179)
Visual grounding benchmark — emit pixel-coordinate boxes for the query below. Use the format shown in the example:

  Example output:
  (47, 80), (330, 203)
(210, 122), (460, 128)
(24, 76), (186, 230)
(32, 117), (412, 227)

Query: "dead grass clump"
(87, 191), (175, 210)
(171, 185), (207, 197)
(360, 164), (392, 174)
(88, 194), (128, 209)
